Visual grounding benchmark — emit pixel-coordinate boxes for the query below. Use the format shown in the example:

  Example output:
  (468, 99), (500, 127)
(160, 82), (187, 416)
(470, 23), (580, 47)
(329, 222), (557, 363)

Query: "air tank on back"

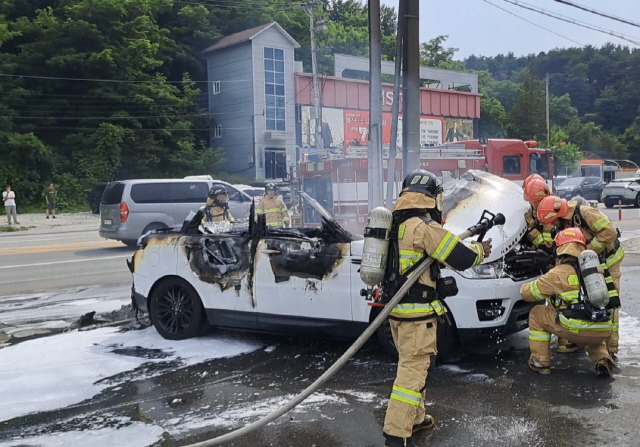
(578, 249), (609, 309)
(360, 207), (393, 286)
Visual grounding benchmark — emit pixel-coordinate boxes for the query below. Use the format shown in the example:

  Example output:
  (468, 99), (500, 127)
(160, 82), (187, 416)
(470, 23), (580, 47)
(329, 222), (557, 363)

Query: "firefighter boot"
(383, 433), (418, 447)
(596, 358), (614, 377)
(412, 415), (435, 434)
(557, 338), (581, 353)
(528, 358), (551, 375)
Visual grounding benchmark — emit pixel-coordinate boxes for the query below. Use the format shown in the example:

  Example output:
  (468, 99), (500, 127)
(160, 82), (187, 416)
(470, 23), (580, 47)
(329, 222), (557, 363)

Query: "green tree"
(549, 128), (582, 175)
(508, 65), (546, 140)
(419, 35), (463, 70)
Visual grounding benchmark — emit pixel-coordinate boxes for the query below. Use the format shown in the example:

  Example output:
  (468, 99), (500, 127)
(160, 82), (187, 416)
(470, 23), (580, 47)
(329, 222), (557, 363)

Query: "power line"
(501, 0), (640, 46)
(552, 0), (640, 28)
(479, 0), (584, 47)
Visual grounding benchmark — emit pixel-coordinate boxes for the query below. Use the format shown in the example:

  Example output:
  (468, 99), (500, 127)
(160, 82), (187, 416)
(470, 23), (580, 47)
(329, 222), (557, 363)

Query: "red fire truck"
(297, 139), (553, 233)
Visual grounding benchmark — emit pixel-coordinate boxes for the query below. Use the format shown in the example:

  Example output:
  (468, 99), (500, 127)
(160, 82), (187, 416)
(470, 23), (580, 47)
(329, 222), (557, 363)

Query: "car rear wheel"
(142, 222), (168, 235)
(149, 278), (206, 340)
(604, 199), (615, 209)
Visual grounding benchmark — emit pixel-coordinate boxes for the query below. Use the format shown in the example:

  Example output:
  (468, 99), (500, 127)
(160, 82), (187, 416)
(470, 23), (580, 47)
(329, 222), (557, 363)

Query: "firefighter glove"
(479, 238), (492, 259)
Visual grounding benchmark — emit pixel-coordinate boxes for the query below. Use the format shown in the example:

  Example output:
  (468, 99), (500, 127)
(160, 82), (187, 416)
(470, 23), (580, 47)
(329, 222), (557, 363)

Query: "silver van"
(99, 179), (251, 246)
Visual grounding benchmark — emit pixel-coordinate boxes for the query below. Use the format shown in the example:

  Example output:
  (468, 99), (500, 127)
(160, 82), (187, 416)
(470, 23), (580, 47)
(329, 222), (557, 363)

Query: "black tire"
(374, 310), (460, 361)
(149, 278), (206, 340)
(123, 239), (139, 248)
(635, 193), (640, 208)
(604, 199), (615, 209)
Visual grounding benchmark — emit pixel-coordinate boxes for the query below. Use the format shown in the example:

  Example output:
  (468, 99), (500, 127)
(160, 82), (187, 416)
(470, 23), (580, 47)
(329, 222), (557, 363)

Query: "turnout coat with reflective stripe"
(562, 203), (623, 268)
(520, 261), (613, 333)
(256, 195), (289, 227)
(392, 192), (484, 320)
(525, 207), (553, 248)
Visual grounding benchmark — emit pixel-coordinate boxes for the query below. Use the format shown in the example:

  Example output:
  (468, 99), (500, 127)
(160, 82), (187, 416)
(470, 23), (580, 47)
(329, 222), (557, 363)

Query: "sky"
(380, 0), (640, 59)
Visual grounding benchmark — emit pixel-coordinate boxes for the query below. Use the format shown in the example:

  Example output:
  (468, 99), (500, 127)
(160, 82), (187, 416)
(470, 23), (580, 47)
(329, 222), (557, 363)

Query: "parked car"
(128, 171), (536, 356)
(99, 178), (251, 246)
(87, 183), (107, 214)
(601, 177), (640, 208)
(234, 184), (265, 202)
(554, 176), (604, 201)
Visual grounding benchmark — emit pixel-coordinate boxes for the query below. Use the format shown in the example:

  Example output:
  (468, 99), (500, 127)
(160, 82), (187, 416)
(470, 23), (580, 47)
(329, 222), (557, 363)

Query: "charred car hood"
(442, 170), (528, 263)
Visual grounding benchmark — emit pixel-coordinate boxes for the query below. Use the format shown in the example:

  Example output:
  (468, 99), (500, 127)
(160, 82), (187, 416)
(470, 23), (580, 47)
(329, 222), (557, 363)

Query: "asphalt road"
(0, 226), (134, 295)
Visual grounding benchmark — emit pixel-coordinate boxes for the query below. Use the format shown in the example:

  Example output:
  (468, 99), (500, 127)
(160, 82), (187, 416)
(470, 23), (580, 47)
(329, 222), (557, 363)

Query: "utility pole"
(402, 0), (420, 176)
(305, 3), (323, 152)
(545, 73), (550, 145)
(368, 0), (383, 209)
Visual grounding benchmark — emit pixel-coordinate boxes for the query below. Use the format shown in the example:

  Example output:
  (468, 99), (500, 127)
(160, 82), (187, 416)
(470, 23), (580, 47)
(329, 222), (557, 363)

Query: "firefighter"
(382, 169), (491, 447)
(201, 185), (234, 223)
(520, 227), (615, 376)
(522, 175), (554, 251)
(256, 182), (290, 228)
(537, 196), (623, 357)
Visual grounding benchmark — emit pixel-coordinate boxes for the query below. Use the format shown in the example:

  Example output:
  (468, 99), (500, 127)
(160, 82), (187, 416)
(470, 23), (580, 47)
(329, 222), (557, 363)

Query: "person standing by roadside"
(3, 185), (19, 225)
(45, 183), (57, 219)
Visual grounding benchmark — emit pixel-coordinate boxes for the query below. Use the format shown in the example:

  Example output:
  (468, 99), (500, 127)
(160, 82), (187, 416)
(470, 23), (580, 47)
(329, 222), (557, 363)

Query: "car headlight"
(458, 262), (505, 279)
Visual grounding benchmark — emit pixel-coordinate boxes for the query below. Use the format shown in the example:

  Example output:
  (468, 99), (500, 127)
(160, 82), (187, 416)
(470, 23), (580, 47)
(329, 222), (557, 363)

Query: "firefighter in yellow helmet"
(256, 182), (290, 228)
(537, 196), (623, 357)
(522, 174), (554, 251)
(201, 185), (234, 223)
(382, 170), (491, 447)
(521, 227), (615, 376)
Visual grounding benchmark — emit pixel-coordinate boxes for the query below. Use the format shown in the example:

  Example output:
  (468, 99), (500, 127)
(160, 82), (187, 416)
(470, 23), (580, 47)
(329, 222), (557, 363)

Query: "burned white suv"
(128, 171), (538, 355)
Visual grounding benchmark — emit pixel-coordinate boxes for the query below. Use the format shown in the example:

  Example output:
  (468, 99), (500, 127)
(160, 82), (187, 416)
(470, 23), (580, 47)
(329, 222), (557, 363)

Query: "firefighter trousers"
(383, 317), (437, 439)
(606, 262), (621, 356)
(529, 305), (613, 367)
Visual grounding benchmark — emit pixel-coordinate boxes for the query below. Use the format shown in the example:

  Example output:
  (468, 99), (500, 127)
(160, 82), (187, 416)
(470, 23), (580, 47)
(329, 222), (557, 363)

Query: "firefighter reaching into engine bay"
(381, 169), (492, 447)
(201, 185), (234, 223)
(257, 182), (290, 228)
(522, 174), (554, 251)
(520, 227), (616, 376)
(538, 196), (623, 358)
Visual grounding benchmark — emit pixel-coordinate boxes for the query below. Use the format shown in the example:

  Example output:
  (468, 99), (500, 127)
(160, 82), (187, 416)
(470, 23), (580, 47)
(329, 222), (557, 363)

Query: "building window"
(212, 81), (221, 95)
(214, 125), (222, 138)
(264, 47), (285, 131)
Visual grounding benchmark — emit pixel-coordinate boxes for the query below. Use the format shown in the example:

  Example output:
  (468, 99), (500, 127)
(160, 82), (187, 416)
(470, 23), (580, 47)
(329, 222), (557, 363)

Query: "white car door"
(253, 235), (353, 322)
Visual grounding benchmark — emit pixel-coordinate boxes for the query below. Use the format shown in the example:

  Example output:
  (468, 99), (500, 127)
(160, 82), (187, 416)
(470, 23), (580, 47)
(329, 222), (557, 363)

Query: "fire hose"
(183, 211), (505, 447)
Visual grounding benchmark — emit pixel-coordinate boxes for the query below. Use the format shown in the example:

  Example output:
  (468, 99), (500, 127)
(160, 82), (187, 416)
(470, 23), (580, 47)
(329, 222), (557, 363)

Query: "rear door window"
(101, 182), (125, 205)
(173, 182), (209, 203)
(130, 183), (172, 203)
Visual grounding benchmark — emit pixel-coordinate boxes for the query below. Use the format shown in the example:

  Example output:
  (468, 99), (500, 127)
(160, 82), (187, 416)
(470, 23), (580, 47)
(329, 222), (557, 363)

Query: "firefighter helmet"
(555, 227), (586, 257)
(523, 178), (550, 204)
(537, 196), (568, 225)
(208, 185), (229, 206)
(523, 174), (544, 190)
(265, 182), (276, 193)
(402, 170), (443, 198)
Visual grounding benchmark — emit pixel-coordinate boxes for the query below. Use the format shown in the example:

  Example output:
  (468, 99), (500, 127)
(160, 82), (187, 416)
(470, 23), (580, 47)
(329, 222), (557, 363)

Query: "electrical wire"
(551, 0), (640, 28)
(501, 0), (640, 46)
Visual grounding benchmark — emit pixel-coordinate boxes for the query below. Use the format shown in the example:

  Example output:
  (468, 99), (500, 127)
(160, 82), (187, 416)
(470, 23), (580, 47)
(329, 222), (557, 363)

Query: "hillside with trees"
(0, 0), (638, 211)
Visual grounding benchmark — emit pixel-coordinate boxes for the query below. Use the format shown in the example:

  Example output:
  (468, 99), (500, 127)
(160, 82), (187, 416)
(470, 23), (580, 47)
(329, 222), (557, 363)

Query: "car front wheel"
(149, 278), (206, 340)
(604, 199), (615, 209)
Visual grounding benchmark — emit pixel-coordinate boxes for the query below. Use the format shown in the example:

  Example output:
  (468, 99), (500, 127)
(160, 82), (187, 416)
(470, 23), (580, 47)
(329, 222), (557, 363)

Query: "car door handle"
(261, 249), (282, 254)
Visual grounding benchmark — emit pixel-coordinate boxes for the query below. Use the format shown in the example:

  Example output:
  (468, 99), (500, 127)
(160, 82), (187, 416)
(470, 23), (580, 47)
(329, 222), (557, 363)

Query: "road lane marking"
(0, 255), (130, 269)
(0, 233), (96, 244)
(0, 240), (125, 255)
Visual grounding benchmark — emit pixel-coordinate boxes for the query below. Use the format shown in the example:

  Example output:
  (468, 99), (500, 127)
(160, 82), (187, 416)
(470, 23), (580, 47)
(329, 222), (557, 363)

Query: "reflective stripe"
(558, 314), (613, 332)
(558, 290), (580, 304)
(542, 232), (553, 243)
(592, 216), (611, 231)
(398, 224), (406, 239)
(529, 330), (551, 342)
(532, 233), (544, 247)
(266, 221), (283, 227)
(432, 232), (459, 263)
(611, 321), (619, 333)
(391, 300), (444, 316)
(606, 246), (624, 267)
(608, 289), (619, 298)
(568, 274), (580, 286)
(390, 385), (421, 406)
(591, 237), (605, 251)
(473, 244), (483, 266)
(398, 250), (423, 274)
(605, 275), (613, 284)
(529, 280), (549, 301)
